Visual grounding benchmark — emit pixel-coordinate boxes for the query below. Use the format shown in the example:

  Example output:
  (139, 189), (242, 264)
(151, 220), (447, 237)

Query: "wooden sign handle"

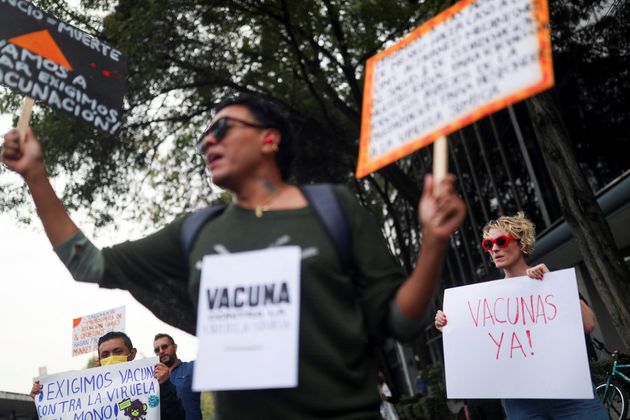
(17, 96), (35, 139)
(432, 136), (448, 193)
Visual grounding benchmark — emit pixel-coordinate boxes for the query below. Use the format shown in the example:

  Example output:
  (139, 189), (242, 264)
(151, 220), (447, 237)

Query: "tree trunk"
(527, 91), (630, 351)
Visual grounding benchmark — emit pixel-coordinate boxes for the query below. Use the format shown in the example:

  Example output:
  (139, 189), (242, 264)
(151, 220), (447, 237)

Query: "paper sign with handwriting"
(72, 306), (126, 357)
(442, 268), (593, 398)
(356, 0), (554, 177)
(193, 246), (301, 391)
(34, 357), (160, 420)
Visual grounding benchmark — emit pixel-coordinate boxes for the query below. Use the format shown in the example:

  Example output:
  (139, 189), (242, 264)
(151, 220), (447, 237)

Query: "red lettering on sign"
(488, 332), (504, 360)
(510, 331), (526, 359)
(468, 299), (481, 327)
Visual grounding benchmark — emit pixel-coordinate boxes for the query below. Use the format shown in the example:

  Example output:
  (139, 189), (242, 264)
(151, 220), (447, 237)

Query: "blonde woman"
(435, 212), (607, 419)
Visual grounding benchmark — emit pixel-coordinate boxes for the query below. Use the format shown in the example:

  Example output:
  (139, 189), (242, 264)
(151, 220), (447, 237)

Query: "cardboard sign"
(194, 246), (301, 391)
(356, 0), (554, 177)
(442, 268), (594, 399)
(72, 306), (126, 357)
(34, 357), (160, 420)
(0, 0), (127, 134)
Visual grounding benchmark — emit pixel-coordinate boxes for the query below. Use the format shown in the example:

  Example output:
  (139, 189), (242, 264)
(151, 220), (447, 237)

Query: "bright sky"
(0, 114), (199, 395)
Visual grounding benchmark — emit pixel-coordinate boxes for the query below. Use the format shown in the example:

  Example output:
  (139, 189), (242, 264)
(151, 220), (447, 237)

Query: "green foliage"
(201, 392), (215, 420)
(395, 362), (451, 420)
(548, 0), (630, 189)
(2, 0), (457, 264)
(1, 0), (627, 269)
(86, 355), (99, 368)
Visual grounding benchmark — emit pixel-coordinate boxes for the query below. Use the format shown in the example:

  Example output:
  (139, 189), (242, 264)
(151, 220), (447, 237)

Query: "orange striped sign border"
(356, 0), (554, 178)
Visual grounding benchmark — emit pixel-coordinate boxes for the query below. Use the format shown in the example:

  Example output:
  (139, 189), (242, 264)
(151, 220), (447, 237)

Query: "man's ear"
(262, 129), (281, 145)
(128, 348), (137, 361)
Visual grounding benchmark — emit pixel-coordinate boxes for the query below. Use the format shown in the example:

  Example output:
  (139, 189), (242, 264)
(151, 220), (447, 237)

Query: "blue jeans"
(502, 397), (608, 419)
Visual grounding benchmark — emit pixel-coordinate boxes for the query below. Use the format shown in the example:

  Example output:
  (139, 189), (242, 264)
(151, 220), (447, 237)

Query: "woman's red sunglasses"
(481, 235), (518, 251)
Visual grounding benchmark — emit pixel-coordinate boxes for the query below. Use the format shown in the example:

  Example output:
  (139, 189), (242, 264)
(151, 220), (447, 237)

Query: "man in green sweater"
(2, 94), (465, 419)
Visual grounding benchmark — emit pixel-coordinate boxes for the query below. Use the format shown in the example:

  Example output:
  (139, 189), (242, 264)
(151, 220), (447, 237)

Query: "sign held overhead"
(356, 0), (554, 178)
(72, 306), (126, 357)
(0, 0), (127, 135)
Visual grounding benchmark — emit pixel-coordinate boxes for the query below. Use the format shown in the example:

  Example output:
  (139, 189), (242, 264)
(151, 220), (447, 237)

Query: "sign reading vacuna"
(0, 0), (127, 134)
(207, 282), (291, 309)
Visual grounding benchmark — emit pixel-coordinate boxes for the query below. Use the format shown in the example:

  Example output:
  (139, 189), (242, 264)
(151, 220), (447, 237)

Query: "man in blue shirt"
(154, 333), (202, 420)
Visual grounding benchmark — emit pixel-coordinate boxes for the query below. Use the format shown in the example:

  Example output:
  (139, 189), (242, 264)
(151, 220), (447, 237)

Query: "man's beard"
(161, 355), (174, 367)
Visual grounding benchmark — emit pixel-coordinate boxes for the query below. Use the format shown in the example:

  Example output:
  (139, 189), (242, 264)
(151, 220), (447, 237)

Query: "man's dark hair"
(98, 331), (133, 352)
(154, 333), (175, 345)
(213, 94), (294, 180)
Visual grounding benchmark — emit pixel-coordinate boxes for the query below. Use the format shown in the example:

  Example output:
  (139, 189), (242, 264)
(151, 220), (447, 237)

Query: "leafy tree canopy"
(1, 0), (627, 269)
(2, 0), (451, 227)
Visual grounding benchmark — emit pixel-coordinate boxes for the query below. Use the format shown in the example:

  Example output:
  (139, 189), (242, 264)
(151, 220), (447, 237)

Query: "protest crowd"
(1, 0), (628, 419)
(2, 92), (614, 420)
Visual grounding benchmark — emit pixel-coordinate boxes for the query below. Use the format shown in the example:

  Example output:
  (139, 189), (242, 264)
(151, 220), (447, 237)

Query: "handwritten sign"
(442, 268), (594, 398)
(34, 357), (160, 420)
(194, 246), (301, 391)
(356, 0), (554, 177)
(0, 0), (127, 134)
(72, 306), (126, 357)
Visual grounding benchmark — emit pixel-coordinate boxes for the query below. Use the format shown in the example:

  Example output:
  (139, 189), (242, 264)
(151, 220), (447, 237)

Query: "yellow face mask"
(100, 355), (129, 366)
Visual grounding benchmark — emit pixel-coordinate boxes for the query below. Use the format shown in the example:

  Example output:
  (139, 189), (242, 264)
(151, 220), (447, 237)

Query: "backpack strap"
(300, 183), (352, 272)
(302, 185), (400, 390)
(180, 184), (352, 273)
(180, 205), (226, 271)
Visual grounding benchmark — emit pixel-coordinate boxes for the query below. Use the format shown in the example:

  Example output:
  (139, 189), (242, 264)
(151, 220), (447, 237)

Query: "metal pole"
(488, 114), (524, 211)
(508, 105), (552, 225)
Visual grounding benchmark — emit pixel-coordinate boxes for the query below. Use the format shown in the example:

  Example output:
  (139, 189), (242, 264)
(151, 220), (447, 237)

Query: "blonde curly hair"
(482, 211), (536, 256)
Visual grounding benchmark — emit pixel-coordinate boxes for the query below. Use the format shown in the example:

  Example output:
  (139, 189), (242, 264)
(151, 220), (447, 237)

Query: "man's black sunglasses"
(195, 116), (266, 153)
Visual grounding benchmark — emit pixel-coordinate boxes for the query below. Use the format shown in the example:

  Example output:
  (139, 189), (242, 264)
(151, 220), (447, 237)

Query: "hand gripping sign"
(0, 0), (127, 136)
(356, 0), (554, 179)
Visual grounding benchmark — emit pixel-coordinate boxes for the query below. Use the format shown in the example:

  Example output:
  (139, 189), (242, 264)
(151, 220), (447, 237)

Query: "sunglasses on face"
(154, 343), (170, 354)
(481, 235), (518, 251)
(195, 116), (266, 153)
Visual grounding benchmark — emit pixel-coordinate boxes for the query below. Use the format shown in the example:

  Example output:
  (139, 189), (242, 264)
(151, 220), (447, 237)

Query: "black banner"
(0, 0), (127, 135)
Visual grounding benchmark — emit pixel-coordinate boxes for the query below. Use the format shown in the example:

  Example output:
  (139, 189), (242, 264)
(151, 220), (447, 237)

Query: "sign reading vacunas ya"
(0, 0), (127, 135)
(441, 268), (593, 399)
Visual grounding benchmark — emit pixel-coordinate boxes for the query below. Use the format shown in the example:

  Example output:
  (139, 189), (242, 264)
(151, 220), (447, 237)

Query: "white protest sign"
(442, 268), (593, 398)
(34, 357), (160, 420)
(194, 246), (301, 391)
(356, 0), (554, 177)
(72, 306), (126, 357)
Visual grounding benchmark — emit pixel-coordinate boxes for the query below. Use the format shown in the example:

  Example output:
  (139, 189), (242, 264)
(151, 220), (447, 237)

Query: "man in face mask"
(29, 331), (185, 420)
(97, 331), (137, 365)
